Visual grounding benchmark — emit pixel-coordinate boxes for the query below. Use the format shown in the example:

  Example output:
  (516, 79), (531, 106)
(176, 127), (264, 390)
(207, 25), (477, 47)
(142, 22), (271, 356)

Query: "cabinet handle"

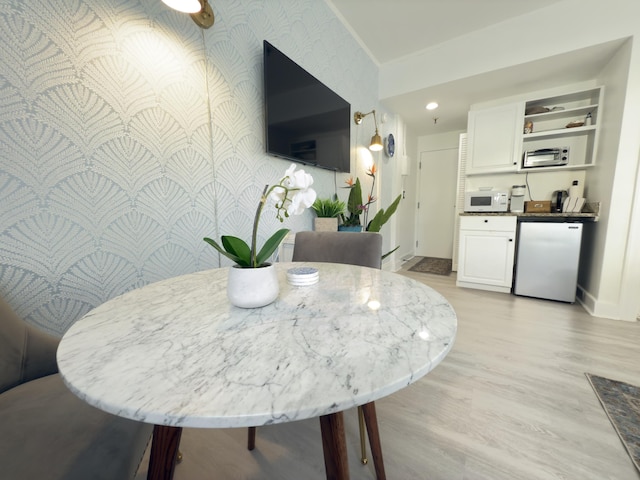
(484, 219), (488, 223)
(509, 238), (513, 242)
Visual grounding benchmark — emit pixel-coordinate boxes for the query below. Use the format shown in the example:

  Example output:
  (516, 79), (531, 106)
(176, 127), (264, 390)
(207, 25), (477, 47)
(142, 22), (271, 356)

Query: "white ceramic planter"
(313, 217), (338, 232)
(227, 263), (279, 308)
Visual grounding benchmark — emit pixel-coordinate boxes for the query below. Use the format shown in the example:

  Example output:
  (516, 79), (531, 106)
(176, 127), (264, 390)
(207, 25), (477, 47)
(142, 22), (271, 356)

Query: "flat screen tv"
(263, 40), (351, 173)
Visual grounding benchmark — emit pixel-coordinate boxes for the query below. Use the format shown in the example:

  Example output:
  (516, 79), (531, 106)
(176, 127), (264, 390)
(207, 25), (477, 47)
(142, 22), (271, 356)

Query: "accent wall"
(0, 0), (379, 334)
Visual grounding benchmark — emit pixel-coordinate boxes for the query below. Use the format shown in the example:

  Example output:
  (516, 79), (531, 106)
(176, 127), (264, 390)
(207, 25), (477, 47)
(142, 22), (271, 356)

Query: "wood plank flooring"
(135, 258), (640, 480)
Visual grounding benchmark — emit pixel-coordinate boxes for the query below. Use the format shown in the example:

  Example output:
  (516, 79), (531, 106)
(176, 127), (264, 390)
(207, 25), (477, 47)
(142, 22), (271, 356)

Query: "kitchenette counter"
(460, 202), (600, 221)
(460, 212), (598, 221)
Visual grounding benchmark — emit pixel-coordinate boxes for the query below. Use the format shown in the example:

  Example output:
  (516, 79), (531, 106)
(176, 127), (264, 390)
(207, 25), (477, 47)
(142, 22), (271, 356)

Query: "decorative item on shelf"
(204, 164), (316, 308)
(311, 197), (345, 232)
(565, 120), (585, 128)
(161, 0), (215, 29)
(585, 112), (593, 126)
(354, 109), (383, 151)
(338, 164), (402, 259)
(524, 120), (534, 134)
(525, 105), (550, 115)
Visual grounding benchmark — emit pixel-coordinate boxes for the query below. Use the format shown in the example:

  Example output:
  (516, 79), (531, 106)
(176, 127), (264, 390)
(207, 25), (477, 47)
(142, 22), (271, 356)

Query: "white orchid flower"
(269, 164), (316, 217)
(205, 164), (316, 268)
(288, 186), (317, 215)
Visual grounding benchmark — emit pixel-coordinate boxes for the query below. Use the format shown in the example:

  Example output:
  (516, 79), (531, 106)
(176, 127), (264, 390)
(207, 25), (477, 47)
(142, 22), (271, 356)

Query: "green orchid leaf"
(203, 237), (250, 266)
(256, 228), (290, 266)
(221, 236), (251, 265)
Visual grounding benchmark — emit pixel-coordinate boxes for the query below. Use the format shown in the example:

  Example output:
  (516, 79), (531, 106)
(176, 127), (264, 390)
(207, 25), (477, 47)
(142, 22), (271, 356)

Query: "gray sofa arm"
(0, 296), (60, 394)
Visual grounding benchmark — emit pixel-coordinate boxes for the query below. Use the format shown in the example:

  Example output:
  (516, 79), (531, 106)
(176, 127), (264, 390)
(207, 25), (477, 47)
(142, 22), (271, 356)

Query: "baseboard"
(576, 284), (637, 322)
(382, 256), (397, 272)
(576, 284), (596, 315)
(456, 280), (511, 294)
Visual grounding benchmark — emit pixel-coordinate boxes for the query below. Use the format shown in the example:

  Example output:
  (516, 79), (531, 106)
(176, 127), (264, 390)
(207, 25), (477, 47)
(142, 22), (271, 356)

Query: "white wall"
(579, 40), (632, 315)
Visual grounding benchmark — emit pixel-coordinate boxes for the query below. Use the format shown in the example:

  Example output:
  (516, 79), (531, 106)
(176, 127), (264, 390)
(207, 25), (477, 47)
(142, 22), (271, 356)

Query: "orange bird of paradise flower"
(366, 164), (377, 177)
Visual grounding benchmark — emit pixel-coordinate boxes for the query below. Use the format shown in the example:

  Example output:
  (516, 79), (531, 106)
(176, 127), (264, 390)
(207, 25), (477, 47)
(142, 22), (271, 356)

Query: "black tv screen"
(263, 40), (351, 173)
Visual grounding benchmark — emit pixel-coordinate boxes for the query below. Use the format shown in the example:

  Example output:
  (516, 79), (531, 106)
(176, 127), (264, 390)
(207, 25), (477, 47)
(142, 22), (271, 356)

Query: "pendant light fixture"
(161, 0), (215, 29)
(354, 110), (383, 152)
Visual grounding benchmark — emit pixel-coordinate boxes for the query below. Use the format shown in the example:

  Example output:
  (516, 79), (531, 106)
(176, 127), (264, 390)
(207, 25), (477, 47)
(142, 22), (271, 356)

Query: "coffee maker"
(552, 189), (568, 212)
(510, 185), (526, 213)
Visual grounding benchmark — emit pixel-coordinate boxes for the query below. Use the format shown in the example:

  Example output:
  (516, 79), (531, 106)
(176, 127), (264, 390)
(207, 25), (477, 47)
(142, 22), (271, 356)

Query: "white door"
(416, 148), (458, 258)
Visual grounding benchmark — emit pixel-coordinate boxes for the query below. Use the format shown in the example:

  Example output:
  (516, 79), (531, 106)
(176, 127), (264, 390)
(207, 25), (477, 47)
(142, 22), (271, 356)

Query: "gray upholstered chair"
(248, 231), (386, 479)
(0, 295), (153, 480)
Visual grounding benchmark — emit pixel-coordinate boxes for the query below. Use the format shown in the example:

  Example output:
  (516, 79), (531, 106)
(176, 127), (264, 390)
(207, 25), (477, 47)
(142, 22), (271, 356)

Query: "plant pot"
(227, 263), (279, 308)
(314, 217), (338, 232)
(338, 225), (363, 232)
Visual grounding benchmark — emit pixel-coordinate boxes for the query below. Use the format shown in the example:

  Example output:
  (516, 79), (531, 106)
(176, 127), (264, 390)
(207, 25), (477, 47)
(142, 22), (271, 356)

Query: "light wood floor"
(135, 258), (640, 480)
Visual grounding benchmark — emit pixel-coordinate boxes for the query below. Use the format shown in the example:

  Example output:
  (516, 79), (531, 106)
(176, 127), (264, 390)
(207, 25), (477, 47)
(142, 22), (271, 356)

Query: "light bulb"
(162, 0), (202, 14)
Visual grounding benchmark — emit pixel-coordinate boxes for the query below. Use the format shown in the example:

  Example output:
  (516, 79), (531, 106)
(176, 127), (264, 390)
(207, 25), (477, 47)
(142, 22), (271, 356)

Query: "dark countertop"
(460, 212), (598, 221)
(460, 202), (600, 222)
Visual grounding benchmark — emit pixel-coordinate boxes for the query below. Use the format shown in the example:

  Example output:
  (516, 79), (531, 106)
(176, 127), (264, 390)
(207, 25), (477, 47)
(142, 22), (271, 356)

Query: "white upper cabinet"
(466, 103), (523, 175)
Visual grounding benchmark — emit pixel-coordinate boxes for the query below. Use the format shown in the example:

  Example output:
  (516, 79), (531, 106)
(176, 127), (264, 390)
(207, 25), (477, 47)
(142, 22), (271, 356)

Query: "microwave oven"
(464, 190), (509, 212)
(523, 147), (569, 168)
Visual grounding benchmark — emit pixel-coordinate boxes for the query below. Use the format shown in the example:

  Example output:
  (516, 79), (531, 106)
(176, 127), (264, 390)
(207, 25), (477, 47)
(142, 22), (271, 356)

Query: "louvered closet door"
(452, 133), (467, 271)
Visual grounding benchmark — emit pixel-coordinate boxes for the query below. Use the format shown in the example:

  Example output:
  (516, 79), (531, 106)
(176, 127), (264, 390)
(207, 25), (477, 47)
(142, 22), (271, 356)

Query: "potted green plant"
(311, 196), (346, 231)
(338, 177), (365, 231)
(339, 165), (402, 259)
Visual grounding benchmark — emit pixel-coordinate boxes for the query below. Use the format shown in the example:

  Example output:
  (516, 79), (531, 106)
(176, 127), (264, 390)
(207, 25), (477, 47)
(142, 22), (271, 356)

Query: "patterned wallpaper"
(0, 0), (378, 334)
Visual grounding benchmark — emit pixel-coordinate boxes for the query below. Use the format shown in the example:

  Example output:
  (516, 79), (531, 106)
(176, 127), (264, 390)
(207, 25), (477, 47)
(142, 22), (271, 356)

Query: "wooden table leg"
(147, 425), (183, 480)
(247, 426), (256, 451)
(319, 412), (350, 480)
(361, 402), (386, 480)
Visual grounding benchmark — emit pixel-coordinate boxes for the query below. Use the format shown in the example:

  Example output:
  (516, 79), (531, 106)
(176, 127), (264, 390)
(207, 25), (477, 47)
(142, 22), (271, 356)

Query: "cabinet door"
(467, 103), (523, 174)
(457, 229), (515, 288)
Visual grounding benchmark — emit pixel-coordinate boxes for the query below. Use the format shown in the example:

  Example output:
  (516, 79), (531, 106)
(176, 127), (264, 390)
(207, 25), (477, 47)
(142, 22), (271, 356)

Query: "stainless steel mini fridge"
(514, 222), (583, 302)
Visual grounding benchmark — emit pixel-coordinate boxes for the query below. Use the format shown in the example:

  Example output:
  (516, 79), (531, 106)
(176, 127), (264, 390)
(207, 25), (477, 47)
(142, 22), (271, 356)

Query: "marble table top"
(57, 263), (457, 429)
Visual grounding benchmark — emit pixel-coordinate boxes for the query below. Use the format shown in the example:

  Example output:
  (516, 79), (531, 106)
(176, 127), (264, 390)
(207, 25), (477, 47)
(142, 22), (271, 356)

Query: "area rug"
(585, 373), (640, 473)
(408, 257), (452, 275)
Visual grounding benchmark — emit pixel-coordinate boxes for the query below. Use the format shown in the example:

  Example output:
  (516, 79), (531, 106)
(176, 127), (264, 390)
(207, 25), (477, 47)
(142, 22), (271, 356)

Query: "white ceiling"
(327, 0), (622, 135)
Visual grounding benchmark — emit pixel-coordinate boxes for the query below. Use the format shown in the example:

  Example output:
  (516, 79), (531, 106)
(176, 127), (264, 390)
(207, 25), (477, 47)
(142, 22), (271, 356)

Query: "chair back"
(0, 296), (59, 394)
(292, 231), (382, 269)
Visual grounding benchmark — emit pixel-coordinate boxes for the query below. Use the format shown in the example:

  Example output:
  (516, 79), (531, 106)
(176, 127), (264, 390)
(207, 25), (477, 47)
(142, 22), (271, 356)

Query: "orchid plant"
(204, 164), (316, 268)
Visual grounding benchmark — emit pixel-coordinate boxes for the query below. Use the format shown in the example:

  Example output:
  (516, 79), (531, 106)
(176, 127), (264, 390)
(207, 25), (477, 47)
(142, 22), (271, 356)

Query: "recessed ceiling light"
(426, 102), (439, 110)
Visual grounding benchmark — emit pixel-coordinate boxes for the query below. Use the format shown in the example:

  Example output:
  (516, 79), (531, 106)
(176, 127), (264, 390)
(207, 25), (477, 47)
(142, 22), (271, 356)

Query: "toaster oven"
(523, 147), (569, 168)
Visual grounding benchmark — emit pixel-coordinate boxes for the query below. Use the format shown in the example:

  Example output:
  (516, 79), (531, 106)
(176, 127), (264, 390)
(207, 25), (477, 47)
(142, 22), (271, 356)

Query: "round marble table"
(57, 263), (457, 480)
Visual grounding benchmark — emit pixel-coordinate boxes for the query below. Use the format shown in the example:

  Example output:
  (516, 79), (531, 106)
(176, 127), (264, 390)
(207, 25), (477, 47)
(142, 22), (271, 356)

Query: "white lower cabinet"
(456, 216), (517, 293)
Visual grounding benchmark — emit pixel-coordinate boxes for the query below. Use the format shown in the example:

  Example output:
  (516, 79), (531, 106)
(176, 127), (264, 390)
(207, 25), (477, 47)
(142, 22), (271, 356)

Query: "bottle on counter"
(569, 180), (584, 198)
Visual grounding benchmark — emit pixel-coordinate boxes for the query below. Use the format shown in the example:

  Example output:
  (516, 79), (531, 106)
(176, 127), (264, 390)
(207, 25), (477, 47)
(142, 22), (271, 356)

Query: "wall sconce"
(354, 110), (383, 152)
(161, 0), (215, 29)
